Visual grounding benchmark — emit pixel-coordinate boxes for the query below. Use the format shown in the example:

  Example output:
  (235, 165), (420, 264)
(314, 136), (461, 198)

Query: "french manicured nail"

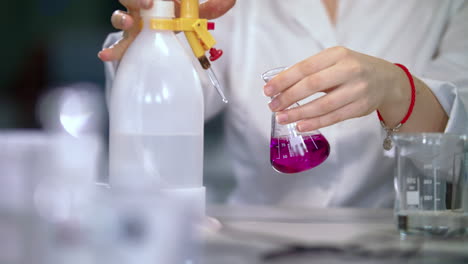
(269, 99), (280, 111)
(297, 123), (311, 132)
(264, 85), (274, 97)
(141, 0), (152, 8)
(296, 124), (304, 132)
(276, 113), (288, 124)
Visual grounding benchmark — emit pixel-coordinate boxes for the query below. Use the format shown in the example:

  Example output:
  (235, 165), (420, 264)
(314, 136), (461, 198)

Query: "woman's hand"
(98, 0), (236, 61)
(263, 46), (412, 132)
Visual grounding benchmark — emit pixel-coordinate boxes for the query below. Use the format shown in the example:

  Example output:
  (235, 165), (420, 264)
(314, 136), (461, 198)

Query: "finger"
(296, 101), (366, 132)
(97, 48), (114, 61)
(174, 0), (236, 19)
(119, 0), (153, 9)
(98, 36), (136, 61)
(111, 10), (135, 30)
(268, 62), (353, 112)
(199, 0), (236, 19)
(275, 82), (364, 125)
(265, 46), (350, 97)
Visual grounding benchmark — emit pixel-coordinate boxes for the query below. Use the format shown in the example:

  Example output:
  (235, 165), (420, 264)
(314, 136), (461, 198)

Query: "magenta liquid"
(270, 134), (330, 174)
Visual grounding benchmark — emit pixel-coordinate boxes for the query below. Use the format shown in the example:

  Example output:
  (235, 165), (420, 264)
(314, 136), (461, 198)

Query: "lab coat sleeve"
(419, 0), (468, 134)
(101, 14), (233, 121)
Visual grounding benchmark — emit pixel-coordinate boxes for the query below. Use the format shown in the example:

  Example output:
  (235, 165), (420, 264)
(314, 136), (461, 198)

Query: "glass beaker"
(393, 133), (468, 237)
(261, 67), (330, 174)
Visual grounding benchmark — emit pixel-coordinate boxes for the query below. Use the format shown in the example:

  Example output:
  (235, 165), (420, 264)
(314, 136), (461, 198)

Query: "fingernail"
(269, 99), (280, 111)
(264, 85), (274, 97)
(121, 15), (127, 27)
(296, 124), (305, 132)
(97, 51), (103, 59)
(141, 0), (152, 8)
(276, 113), (288, 124)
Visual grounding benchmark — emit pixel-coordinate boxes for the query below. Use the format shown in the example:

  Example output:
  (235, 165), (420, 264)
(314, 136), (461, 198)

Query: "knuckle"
(278, 94), (290, 108)
(328, 111), (343, 125)
(301, 58), (317, 75)
(332, 46), (349, 58)
(359, 97), (370, 109)
(306, 75), (321, 91)
(119, 0), (132, 7)
(355, 80), (369, 94)
(295, 106), (307, 121)
(318, 97), (334, 112)
(296, 63), (309, 79)
(298, 120), (312, 132)
(359, 98), (374, 115)
(316, 116), (326, 128)
(349, 61), (364, 76)
(286, 109), (298, 122)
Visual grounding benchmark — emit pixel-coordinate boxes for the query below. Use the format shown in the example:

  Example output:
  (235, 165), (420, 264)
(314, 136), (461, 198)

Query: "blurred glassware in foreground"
(0, 131), (102, 264)
(88, 189), (198, 264)
(37, 82), (106, 137)
(393, 133), (468, 237)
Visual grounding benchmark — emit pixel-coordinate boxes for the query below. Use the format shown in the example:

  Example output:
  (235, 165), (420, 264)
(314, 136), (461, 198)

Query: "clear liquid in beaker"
(398, 211), (468, 237)
(393, 133), (468, 237)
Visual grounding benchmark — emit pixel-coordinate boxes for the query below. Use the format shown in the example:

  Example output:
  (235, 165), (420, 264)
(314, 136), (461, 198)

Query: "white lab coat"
(104, 0), (468, 208)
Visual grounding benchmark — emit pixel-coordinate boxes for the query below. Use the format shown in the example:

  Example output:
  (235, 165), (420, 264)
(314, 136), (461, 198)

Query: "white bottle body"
(109, 17), (204, 190)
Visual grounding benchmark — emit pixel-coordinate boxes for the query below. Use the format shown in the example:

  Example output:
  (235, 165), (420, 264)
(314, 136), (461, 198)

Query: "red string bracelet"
(377, 63), (416, 150)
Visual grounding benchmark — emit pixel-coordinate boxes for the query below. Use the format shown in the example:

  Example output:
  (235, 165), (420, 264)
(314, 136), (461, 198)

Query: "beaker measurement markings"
(277, 138), (281, 159)
(308, 135), (318, 150)
(406, 177), (420, 207)
(407, 178), (417, 184)
(423, 195), (433, 201)
(433, 168), (438, 210)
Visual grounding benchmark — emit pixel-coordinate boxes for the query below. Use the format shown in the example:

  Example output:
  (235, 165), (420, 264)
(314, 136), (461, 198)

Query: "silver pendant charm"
(383, 135), (393, 150)
(379, 121), (401, 151)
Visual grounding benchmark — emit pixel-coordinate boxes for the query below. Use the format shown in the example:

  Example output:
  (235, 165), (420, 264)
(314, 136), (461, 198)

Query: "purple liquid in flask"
(270, 134), (330, 174)
(262, 66), (331, 174)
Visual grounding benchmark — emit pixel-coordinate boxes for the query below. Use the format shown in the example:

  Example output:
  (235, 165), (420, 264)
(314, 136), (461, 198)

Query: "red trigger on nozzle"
(209, 48), (223, 61)
(207, 22), (215, 30)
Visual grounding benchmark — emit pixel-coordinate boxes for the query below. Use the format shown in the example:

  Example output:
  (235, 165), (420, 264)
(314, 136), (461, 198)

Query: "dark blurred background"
(1, 0), (118, 128)
(1, 0), (234, 203)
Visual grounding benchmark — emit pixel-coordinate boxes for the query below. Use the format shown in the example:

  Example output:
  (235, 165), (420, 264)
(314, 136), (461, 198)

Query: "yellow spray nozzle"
(150, 0), (221, 69)
(180, 0), (199, 18)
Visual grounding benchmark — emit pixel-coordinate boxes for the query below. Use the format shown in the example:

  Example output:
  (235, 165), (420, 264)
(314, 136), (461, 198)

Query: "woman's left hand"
(263, 46), (410, 132)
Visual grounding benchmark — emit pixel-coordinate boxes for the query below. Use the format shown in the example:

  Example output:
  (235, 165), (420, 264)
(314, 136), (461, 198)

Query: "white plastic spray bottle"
(109, 0), (206, 216)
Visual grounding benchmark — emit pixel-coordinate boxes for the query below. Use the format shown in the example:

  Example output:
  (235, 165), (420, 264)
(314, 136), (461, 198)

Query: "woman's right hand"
(98, 0), (236, 62)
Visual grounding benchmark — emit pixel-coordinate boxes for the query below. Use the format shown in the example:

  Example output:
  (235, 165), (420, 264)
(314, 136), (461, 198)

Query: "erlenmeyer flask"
(262, 67), (330, 174)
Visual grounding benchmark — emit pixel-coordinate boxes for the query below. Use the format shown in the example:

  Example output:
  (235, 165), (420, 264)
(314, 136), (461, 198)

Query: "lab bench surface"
(204, 205), (468, 264)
